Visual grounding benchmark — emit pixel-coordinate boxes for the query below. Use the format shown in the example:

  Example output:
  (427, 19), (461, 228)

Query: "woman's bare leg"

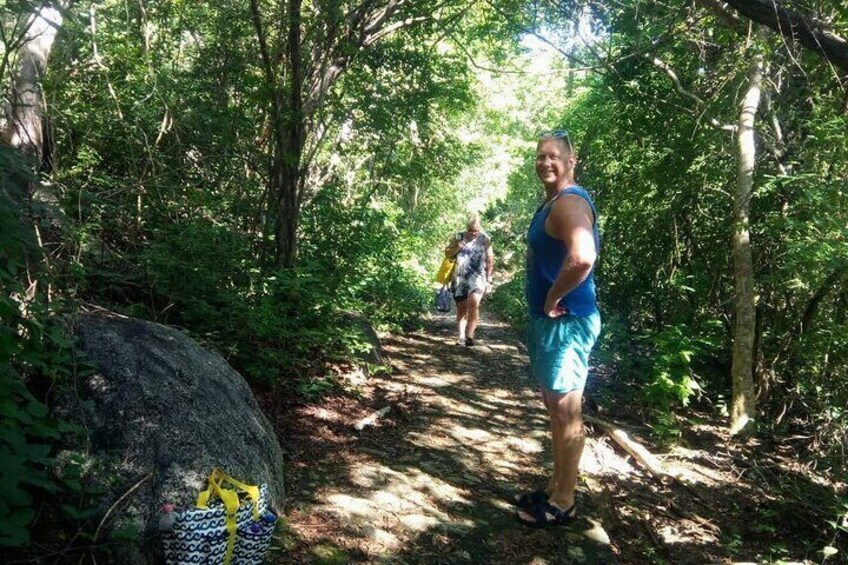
(466, 291), (482, 339)
(456, 299), (468, 340)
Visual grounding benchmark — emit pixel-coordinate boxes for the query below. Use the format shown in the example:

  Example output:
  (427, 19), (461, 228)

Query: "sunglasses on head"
(537, 129), (573, 148)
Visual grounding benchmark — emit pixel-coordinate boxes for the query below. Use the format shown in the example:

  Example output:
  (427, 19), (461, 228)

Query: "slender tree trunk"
(729, 52), (763, 435)
(272, 0), (305, 269)
(1, 5), (63, 165)
(251, 0), (433, 268)
(1, 4), (66, 279)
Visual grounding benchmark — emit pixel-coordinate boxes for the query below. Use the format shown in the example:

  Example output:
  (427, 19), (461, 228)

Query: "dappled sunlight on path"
(281, 311), (616, 563)
(279, 308), (843, 563)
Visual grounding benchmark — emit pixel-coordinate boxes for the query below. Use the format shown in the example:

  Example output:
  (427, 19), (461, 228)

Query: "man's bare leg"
(546, 388), (584, 510)
(544, 392), (561, 495)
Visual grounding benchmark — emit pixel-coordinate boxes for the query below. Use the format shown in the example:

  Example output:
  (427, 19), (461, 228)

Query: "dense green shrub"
(0, 149), (74, 547)
(82, 186), (432, 393)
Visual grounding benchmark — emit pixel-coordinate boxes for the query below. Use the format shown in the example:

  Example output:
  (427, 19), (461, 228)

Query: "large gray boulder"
(64, 312), (285, 564)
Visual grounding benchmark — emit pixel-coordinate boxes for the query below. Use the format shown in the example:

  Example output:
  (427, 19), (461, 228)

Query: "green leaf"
(0, 521), (30, 547)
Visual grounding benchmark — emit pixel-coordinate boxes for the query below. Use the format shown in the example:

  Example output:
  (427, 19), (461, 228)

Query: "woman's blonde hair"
(466, 213), (481, 229)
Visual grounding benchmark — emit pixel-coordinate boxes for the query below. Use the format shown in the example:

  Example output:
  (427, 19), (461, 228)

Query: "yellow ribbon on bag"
(435, 256), (456, 285)
(196, 469), (262, 565)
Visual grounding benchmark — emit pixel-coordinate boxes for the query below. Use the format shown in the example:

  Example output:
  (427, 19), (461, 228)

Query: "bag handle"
(196, 468), (261, 519)
(195, 469), (262, 565)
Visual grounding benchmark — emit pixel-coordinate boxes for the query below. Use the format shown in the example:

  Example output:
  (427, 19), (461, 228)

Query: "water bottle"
(158, 503), (177, 532)
(249, 510), (276, 533)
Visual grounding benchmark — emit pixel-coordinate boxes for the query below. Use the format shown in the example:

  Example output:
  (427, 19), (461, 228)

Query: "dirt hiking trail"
(275, 310), (844, 564)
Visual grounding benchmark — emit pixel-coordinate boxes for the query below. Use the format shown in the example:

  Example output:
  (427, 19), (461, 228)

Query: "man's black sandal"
(516, 501), (576, 528)
(512, 489), (547, 510)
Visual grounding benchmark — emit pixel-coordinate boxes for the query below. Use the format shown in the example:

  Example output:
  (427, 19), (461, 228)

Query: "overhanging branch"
(722, 0), (848, 75)
(647, 55), (736, 132)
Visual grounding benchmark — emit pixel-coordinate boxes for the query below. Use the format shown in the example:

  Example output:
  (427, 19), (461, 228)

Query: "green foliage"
(0, 374), (57, 547)
(300, 189), (430, 329)
(482, 1), (848, 466)
(822, 499), (848, 562)
(641, 324), (716, 411)
(48, 0), (479, 397)
(87, 189), (431, 392)
(0, 149), (74, 548)
(487, 274), (528, 332)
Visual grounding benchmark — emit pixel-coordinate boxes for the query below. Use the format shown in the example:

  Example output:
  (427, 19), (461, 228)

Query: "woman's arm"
(444, 233), (464, 258)
(485, 238), (494, 282)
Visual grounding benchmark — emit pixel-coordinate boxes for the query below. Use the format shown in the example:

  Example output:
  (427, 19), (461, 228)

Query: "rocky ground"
(267, 311), (846, 564)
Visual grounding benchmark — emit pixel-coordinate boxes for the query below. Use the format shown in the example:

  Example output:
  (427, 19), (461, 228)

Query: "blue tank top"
(526, 186), (599, 318)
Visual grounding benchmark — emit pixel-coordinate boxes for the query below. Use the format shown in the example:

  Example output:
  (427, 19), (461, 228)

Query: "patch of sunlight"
(486, 343), (519, 353)
(325, 493), (372, 517)
(399, 513), (440, 531)
(658, 524), (688, 545)
(406, 431), (438, 447)
(315, 459), (483, 551)
(404, 468), (470, 508)
(581, 438), (635, 475)
(486, 395), (529, 407)
(372, 528), (399, 548)
(445, 404), (488, 419)
(582, 518), (611, 544)
(484, 463), (523, 482)
(505, 436), (543, 453)
(314, 408), (335, 421)
(448, 425), (493, 443)
(350, 462), (471, 508)
(371, 490), (407, 511)
(417, 374), (475, 388)
(490, 388), (515, 399)
(489, 497), (515, 512)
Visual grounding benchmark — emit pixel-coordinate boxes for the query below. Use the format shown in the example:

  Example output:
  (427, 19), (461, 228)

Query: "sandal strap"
(515, 489), (547, 509)
(524, 501), (576, 525)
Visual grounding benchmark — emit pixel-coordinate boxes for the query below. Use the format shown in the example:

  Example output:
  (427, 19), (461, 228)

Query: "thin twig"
(92, 474), (152, 543)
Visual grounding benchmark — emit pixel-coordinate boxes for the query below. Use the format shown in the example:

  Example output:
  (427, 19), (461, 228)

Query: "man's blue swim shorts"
(527, 312), (601, 394)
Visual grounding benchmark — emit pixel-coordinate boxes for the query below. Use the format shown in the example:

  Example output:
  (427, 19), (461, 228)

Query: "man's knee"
(552, 409), (583, 434)
(548, 391), (584, 430)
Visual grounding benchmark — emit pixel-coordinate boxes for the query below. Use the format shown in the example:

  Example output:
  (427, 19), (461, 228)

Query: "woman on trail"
(514, 130), (601, 527)
(444, 214), (494, 347)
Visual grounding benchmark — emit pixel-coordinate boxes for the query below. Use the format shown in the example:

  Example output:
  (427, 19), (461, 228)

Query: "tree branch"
(646, 55), (736, 132)
(722, 0), (848, 76)
(249, 0), (278, 89)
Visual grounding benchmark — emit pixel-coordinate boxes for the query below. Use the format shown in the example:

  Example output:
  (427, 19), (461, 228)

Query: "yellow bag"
(435, 256), (456, 285)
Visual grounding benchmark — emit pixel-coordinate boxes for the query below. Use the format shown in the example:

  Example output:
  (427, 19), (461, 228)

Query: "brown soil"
(262, 311), (847, 564)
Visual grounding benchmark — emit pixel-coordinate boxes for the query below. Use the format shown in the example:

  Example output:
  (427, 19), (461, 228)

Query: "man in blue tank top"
(515, 130), (602, 527)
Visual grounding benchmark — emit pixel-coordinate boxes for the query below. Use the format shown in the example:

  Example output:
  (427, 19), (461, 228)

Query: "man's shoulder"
(553, 192), (592, 213)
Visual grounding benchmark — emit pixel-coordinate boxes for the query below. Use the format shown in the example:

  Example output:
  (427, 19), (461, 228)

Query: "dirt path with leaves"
(272, 310), (845, 564)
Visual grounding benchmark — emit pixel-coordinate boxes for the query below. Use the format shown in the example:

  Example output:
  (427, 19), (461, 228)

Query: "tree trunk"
(251, 0), (437, 268)
(1, 4), (66, 271)
(729, 52), (763, 436)
(269, 0), (305, 269)
(1, 5), (63, 166)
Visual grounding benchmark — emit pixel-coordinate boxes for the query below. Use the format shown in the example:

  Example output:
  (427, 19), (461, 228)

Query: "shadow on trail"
(279, 310), (615, 564)
(277, 310), (845, 564)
